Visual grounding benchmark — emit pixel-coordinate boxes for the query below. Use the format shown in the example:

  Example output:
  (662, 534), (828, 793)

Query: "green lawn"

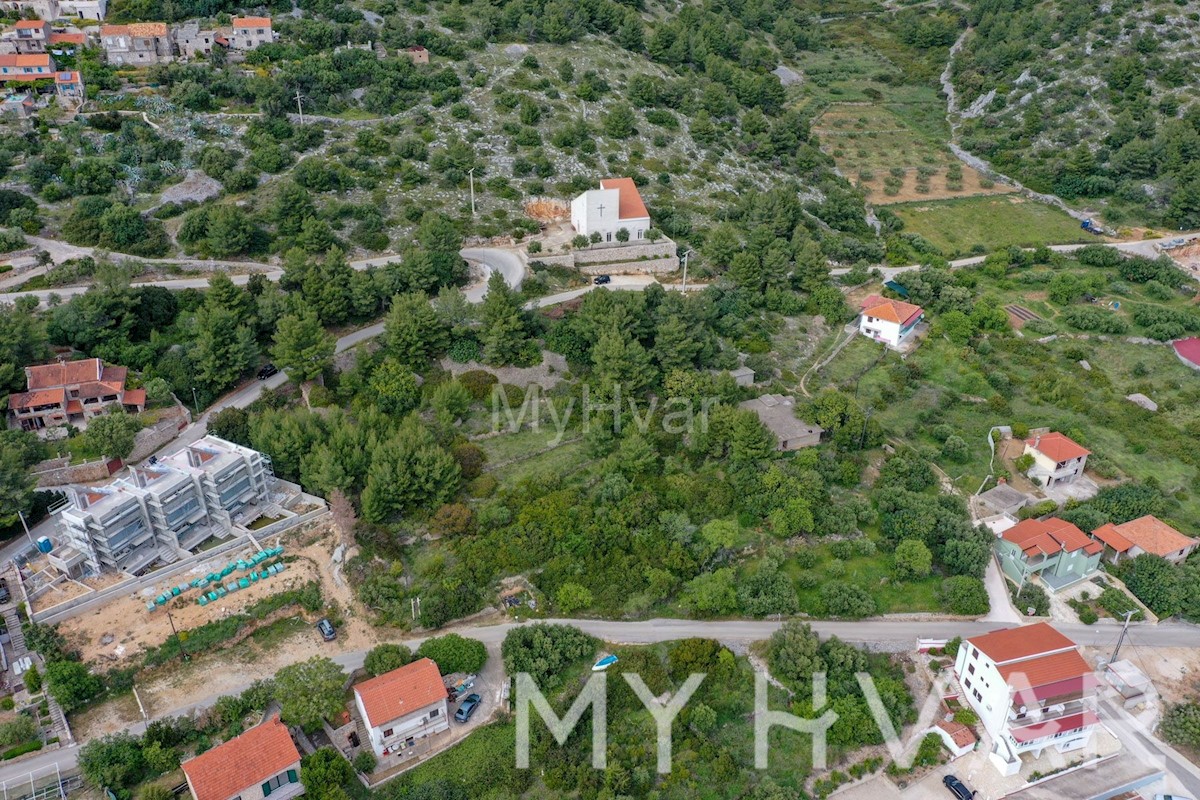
(889, 196), (1091, 256)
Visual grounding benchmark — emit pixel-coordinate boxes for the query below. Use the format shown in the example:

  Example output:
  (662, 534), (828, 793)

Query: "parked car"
(0, 579), (10, 605)
(943, 775), (976, 800)
(454, 693), (482, 722)
(1155, 796), (1194, 800)
(593, 274), (611, 285)
(316, 618), (336, 641)
(257, 363), (278, 380)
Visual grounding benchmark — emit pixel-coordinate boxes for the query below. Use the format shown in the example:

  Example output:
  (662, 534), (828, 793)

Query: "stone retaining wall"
(530, 238), (679, 274)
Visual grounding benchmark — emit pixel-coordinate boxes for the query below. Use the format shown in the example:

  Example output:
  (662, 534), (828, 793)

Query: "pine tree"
(591, 325), (656, 399)
(361, 421), (461, 522)
(480, 272), (528, 365)
(384, 292), (447, 368)
(272, 307), (335, 384)
(653, 314), (699, 372)
(204, 272), (252, 326)
(192, 305), (257, 394)
(729, 251), (762, 290)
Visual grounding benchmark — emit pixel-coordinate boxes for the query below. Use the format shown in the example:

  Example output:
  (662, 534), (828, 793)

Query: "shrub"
(820, 581), (876, 618)
(416, 634), (488, 675)
(939, 576), (989, 615)
(352, 750), (377, 774)
(1076, 605), (1099, 624)
(22, 664), (41, 693)
(458, 370), (498, 400)
(1011, 582), (1049, 616)
(1162, 702), (1200, 748)
(363, 644), (414, 677)
(502, 624), (597, 689)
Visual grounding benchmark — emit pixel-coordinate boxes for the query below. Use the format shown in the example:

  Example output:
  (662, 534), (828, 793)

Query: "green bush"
(939, 576), (989, 615)
(352, 750), (377, 774)
(21, 664), (40, 694)
(1011, 582), (1050, 616)
(1097, 587), (1143, 621)
(1, 740), (42, 760)
(416, 634), (488, 675)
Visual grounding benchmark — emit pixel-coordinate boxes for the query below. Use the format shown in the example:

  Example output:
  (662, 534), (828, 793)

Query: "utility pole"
(1109, 610), (1136, 665)
(680, 249), (693, 293)
(467, 168), (476, 216)
(190, 386), (199, 412)
(294, 90), (305, 125)
(165, 608), (189, 662)
(16, 510), (34, 548)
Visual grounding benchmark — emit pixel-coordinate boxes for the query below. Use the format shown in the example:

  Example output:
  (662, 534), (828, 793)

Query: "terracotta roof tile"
(1093, 515), (1196, 558)
(1002, 517), (1102, 558)
(183, 718), (299, 800)
(999, 649), (1093, 691)
(354, 658), (445, 729)
(967, 622), (1075, 664)
(14, 21), (47, 30)
(935, 719), (976, 748)
(8, 388), (65, 409)
(860, 296), (923, 326)
(1090, 523), (1134, 553)
(123, 388), (146, 406)
(599, 177), (649, 221)
(49, 33), (86, 45)
(1025, 431), (1090, 462)
(101, 23), (167, 37)
(0, 54), (52, 68)
(233, 16), (272, 28)
(26, 358), (102, 389)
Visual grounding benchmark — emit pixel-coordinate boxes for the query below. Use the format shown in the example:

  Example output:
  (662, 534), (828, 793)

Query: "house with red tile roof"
(995, 516), (1102, 592)
(353, 658), (449, 758)
(954, 623), (1098, 775)
(1022, 431), (1090, 489)
(183, 717), (303, 800)
(7, 358), (143, 432)
(570, 178), (652, 244)
(1091, 514), (1198, 565)
(2, 20), (49, 54)
(857, 294), (924, 349)
(100, 22), (173, 65)
(0, 52), (54, 82)
(229, 17), (276, 51)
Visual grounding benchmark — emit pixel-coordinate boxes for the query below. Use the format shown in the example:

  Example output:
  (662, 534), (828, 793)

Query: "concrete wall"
(128, 407), (191, 463)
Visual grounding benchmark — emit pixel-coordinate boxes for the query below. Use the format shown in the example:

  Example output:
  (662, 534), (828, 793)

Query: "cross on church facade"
(597, 202), (605, 217)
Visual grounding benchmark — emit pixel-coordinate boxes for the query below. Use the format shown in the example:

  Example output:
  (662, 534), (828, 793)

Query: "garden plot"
(813, 104), (1015, 204)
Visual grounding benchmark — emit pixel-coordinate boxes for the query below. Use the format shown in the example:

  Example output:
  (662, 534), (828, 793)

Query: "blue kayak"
(592, 654), (619, 671)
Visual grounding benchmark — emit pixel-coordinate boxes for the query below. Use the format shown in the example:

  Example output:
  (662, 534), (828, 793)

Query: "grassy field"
(839, 329), (1200, 526)
(889, 196), (1092, 255)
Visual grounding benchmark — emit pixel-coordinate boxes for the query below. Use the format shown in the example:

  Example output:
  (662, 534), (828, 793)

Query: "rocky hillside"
(951, 0), (1200, 229)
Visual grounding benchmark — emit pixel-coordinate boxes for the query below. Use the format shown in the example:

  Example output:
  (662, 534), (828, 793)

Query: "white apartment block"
(55, 436), (273, 575)
(954, 623), (1099, 776)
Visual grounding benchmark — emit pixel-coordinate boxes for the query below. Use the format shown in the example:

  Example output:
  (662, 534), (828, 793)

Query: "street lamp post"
(190, 386), (200, 413)
(680, 249), (693, 292)
(467, 168), (476, 217)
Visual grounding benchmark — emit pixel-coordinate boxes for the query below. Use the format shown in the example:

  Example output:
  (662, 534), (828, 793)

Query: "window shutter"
(261, 783), (272, 797)
(286, 770), (298, 784)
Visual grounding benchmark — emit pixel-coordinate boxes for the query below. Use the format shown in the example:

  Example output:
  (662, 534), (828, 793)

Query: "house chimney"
(998, 477), (1007, 485)
(1033, 434), (1040, 449)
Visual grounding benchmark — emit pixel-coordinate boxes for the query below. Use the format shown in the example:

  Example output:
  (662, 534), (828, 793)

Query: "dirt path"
(799, 323), (858, 398)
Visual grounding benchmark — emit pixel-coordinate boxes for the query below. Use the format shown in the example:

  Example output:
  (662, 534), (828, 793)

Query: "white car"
(1155, 794), (1195, 800)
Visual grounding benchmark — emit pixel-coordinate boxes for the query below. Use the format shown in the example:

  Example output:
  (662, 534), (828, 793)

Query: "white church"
(570, 178), (652, 243)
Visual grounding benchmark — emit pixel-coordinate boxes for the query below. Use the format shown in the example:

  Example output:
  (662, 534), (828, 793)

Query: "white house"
(182, 717), (303, 800)
(1090, 514), (1199, 565)
(570, 178), (651, 243)
(954, 623), (1098, 776)
(857, 295), (924, 349)
(353, 657), (449, 758)
(1022, 431), (1089, 489)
